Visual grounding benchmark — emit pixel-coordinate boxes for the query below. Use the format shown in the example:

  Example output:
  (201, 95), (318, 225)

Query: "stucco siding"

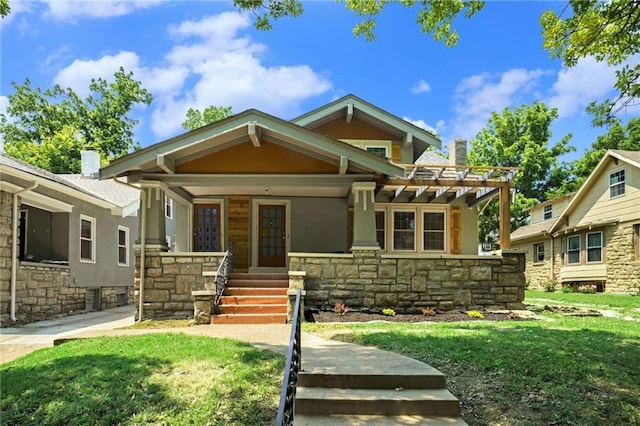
(290, 197), (348, 253)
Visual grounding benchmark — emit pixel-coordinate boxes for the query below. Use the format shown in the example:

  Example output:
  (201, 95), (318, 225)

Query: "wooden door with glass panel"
(258, 205), (286, 267)
(193, 204), (221, 252)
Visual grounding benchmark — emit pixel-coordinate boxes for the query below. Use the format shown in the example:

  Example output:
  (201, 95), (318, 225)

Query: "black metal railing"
(214, 242), (234, 306)
(275, 289), (302, 426)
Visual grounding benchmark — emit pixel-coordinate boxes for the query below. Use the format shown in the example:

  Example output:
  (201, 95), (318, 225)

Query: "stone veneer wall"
(515, 239), (554, 291)
(135, 251), (222, 320)
(0, 190), (13, 320)
(604, 223), (640, 293)
(289, 249), (526, 312)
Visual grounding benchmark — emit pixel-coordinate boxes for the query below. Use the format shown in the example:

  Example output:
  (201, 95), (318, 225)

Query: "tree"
(566, 117), (640, 191)
(1, 0), (9, 18)
(235, 0), (485, 46)
(182, 106), (233, 131)
(541, 0), (640, 125)
(1, 68), (152, 173)
(468, 102), (574, 246)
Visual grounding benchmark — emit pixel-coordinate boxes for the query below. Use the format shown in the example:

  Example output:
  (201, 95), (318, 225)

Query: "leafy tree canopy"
(1, 0), (9, 18)
(563, 117), (640, 192)
(541, 0), (640, 125)
(468, 102), (574, 245)
(182, 105), (233, 131)
(234, 0), (485, 46)
(1, 68), (152, 173)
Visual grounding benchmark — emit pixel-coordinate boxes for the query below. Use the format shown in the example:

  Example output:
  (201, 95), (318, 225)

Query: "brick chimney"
(449, 137), (467, 166)
(81, 147), (101, 178)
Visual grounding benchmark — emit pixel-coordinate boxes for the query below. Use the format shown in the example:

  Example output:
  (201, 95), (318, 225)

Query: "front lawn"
(304, 299), (640, 425)
(0, 333), (283, 425)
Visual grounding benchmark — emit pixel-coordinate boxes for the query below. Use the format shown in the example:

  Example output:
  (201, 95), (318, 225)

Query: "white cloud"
(410, 79), (431, 95)
(546, 57), (619, 118)
(450, 68), (549, 141)
(403, 117), (438, 135)
(42, 0), (166, 23)
(52, 12), (333, 138)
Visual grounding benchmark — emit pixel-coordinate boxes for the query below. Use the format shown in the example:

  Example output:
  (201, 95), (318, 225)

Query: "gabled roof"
(549, 149), (640, 234)
(0, 152), (139, 214)
(511, 220), (554, 242)
(291, 94), (442, 151)
(100, 108), (406, 180)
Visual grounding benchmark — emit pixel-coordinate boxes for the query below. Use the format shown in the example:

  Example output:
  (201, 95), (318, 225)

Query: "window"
(609, 169), (626, 198)
(366, 146), (388, 159)
(393, 211), (415, 250)
(586, 232), (603, 263)
(118, 226), (129, 266)
(375, 210), (386, 250)
(543, 204), (552, 221)
(567, 235), (580, 264)
(80, 215), (96, 262)
(423, 212), (445, 251)
(534, 243), (545, 263)
(165, 196), (174, 219)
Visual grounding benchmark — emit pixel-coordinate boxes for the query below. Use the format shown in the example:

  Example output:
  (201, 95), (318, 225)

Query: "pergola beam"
(375, 177), (514, 188)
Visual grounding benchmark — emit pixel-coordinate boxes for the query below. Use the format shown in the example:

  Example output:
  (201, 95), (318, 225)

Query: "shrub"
(421, 307), (437, 316)
(382, 308), (396, 317)
(544, 280), (558, 292)
(562, 285), (573, 293)
(467, 310), (485, 319)
(334, 302), (350, 316)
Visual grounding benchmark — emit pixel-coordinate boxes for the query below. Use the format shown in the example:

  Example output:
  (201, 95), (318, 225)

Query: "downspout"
(112, 178), (146, 322)
(11, 182), (38, 321)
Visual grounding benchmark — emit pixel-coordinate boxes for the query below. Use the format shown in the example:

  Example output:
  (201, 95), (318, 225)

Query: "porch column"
(173, 201), (190, 252)
(351, 182), (379, 249)
(141, 186), (168, 248)
(499, 185), (511, 249)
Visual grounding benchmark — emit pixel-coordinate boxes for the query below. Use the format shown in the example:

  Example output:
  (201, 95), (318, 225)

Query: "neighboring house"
(512, 149), (640, 294)
(0, 150), (140, 326)
(100, 94), (524, 321)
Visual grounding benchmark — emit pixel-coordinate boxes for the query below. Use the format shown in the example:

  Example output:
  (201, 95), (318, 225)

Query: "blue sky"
(1, 1), (637, 162)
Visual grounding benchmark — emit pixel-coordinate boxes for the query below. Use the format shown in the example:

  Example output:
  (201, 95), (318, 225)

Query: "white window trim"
(80, 214), (96, 264)
(365, 145), (389, 159)
(375, 209), (386, 251)
(534, 242), (545, 263)
(118, 226), (130, 267)
(567, 235), (581, 265)
(379, 204), (449, 253)
(609, 168), (626, 199)
(543, 204), (552, 221)
(165, 195), (174, 219)
(586, 231), (603, 264)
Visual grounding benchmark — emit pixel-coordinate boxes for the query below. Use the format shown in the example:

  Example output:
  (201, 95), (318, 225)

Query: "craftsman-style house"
(0, 150), (140, 326)
(512, 149), (640, 294)
(99, 95), (525, 323)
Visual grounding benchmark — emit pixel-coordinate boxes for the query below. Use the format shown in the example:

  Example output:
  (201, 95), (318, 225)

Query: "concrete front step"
(211, 313), (287, 324)
(218, 303), (287, 314)
(298, 369), (446, 390)
(294, 414), (468, 425)
(295, 387), (461, 417)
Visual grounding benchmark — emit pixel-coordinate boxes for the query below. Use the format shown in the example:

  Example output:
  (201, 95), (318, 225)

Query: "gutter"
(112, 178), (146, 322)
(11, 182), (38, 321)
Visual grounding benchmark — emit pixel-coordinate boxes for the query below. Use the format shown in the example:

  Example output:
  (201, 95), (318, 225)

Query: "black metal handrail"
(214, 242), (234, 306)
(275, 289), (302, 426)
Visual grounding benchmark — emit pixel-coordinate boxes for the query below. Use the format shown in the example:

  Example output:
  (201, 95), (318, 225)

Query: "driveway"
(0, 305), (135, 364)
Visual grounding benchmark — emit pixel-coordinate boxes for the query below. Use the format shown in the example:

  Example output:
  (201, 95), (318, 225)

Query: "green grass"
(304, 313), (640, 425)
(1, 333), (283, 425)
(526, 290), (640, 318)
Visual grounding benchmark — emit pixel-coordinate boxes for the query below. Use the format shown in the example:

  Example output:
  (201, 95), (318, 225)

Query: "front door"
(258, 205), (286, 267)
(193, 204), (221, 251)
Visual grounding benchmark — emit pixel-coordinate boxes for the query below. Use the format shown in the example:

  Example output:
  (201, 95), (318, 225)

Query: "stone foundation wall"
(135, 251), (222, 320)
(289, 249), (526, 313)
(0, 262), (133, 326)
(0, 191), (14, 322)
